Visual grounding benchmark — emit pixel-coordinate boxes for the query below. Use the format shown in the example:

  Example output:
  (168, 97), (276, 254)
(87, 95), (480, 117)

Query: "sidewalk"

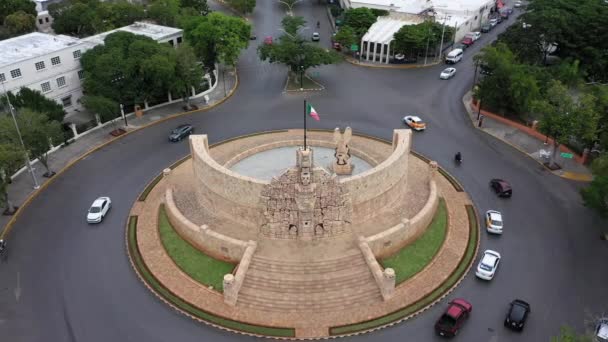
(344, 55), (442, 69)
(0, 67), (238, 237)
(462, 92), (593, 181)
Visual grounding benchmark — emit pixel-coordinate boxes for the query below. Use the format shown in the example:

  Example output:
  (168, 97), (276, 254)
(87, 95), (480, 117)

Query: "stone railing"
(358, 236), (395, 300)
(164, 186), (249, 263)
(363, 161), (439, 259)
(223, 241), (257, 306)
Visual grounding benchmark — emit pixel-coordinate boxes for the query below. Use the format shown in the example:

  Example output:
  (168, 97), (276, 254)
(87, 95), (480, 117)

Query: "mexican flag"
(306, 103), (320, 121)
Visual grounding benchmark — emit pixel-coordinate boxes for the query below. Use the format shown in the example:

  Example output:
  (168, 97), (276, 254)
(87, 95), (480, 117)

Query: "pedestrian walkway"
(462, 92), (593, 181)
(0, 67), (238, 237)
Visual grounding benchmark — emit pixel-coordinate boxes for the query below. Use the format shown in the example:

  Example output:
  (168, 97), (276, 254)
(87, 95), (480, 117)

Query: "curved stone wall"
(164, 187), (249, 263)
(364, 180), (439, 259)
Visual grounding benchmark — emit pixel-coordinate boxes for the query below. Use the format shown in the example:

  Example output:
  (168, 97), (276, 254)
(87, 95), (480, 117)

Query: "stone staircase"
(237, 249), (383, 313)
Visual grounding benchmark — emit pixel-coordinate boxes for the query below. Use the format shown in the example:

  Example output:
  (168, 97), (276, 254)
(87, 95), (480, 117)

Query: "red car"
(461, 37), (474, 46)
(264, 36), (273, 45)
(435, 298), (472, 337)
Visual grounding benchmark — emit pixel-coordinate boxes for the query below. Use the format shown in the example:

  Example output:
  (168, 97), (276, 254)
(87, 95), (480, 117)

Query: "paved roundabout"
(2, 1), (607, 341)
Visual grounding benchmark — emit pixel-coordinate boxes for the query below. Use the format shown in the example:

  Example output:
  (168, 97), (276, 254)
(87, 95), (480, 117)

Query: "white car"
(596, 318), (608, 342)
(466, 31), (481, 41)
(514, 0), (522, 7)
(403, 115), (426, 131)
(87, 197), (112, 223)
(485, 210), (503, 234)
(312, 32), (320, 41)
(440, 67), (456, 79)
(475, 250), (501, 280)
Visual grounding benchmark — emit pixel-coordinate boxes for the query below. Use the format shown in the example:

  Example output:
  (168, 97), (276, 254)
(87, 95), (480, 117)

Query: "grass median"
(381, 198), (447, 284)
(158, 204), (235, 292)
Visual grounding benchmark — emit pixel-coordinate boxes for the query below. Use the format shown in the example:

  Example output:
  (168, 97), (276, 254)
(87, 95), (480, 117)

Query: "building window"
(35, 61), (46, 71)
(51, 56), (61, 66)
(45, 17), (49, 23)
(56, 76), (66, 88)
(73, 50), (82, 59)
(38, 18), (43, 25)
(78, 70), (85, 80)
(41, 81), (51, 93)
(177, 37), (183, 44)
(0, 73), (5, 83)
(10, 69), (22, 79)
(168, 40), (174, 46)
(61, 95), (72, 108)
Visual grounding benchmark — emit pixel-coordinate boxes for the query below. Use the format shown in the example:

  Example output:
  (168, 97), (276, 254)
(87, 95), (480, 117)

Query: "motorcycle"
(454, 153), (463, 164)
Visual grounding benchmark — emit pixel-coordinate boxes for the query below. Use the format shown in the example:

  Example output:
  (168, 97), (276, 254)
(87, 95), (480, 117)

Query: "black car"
(453, 42), (468, 51)
(490, 179), (512, 197)
(481, 23), (492, 33)
(168, 124), (193, 142)
(504, 299), (530, 331)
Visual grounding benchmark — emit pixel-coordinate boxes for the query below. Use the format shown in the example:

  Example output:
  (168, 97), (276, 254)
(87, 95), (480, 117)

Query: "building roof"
(0, 32), (82, 68)
(83, 22), (183, 46)
(362, 13), (424, 44)
(351, 0), (432, 14)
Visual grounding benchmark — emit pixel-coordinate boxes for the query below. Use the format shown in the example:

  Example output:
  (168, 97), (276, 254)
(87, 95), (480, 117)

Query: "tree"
(551, 325), (593, 342)
(49, 0), (100, 37)
(81, 95), (120, 124)
(278, 0), (300, 15)
(180, 0), (209, 15)
(0, 88), (66, 123)
(342, 7), (377, 39)
(258, 16), (341, 77)
(148, 0), (181, 27)
(0, 109), (63, 177)
(227, 0), (255, 15)
(581, 168), (608, 218)
(0, 143), (24, 214)
(3, 10), (36, 36)
(184, 12), (251, 68)
(101, 1), (146, 28)
(172, 43), (204, 107)
(333, 25), (356, 49)
(0, 0), (36, 24)
(393, 23), (427, 58)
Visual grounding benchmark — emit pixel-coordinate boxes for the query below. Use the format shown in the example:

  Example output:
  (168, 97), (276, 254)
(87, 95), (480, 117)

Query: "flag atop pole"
(306, 103), (320, 121)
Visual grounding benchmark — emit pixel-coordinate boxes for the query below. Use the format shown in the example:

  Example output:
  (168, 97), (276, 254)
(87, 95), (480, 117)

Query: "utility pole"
(2, 86), (40, 189)
(438, 15), (451, 62)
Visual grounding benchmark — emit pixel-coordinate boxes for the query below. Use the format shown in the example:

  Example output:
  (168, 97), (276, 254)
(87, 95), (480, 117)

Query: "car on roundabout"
(504, 299), (531, 331)
(596, 318), (608, 342)
(312, 32), (320, 41)
(403, 115), (426, 131)
(490, 178), (513, 197)
(440, 67), (457, 79)
(485, 210), (504, 234)
(168, 124), (194, 142)
(87, 197), (112, 223)
(475, 250), (501, 280)
(435, 298), (472, 337)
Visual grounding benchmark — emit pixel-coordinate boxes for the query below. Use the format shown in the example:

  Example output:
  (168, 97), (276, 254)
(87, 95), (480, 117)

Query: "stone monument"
(332, 127), (354, 175)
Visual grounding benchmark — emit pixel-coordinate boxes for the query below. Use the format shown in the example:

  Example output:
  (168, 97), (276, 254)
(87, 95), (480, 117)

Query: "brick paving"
(132, 138), (474, 338)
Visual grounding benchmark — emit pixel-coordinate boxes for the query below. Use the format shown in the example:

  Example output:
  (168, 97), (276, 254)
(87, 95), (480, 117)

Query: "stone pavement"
(0, 66), (237, 237)
(462, 91), (593, 181)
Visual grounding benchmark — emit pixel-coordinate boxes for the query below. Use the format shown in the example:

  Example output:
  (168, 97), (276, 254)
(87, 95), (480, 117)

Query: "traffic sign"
(350, 44), (359, 52)
(560, 152), (573, 159)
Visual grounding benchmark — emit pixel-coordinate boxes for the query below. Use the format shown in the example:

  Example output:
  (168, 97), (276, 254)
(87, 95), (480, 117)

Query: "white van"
(445, 49), (463, 64)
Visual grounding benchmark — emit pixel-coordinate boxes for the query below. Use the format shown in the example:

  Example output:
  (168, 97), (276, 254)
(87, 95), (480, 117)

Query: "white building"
(0, 23), (183, 122)
(347, 0), (496, 63)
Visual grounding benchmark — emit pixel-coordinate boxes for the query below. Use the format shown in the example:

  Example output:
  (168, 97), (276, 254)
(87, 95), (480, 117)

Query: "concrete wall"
(364, 180), (439, 258)
(358, 236), (395, 300)
(340, 129), (411, 223)
(223, 241), (257, 306)
(164, 187), (249, 263)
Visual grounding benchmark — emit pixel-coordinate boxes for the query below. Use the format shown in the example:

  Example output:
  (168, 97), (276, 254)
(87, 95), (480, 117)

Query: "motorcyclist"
(0, 239), (5, 255)
(316, 21), (320, 28)
(455, 152), (462, 162)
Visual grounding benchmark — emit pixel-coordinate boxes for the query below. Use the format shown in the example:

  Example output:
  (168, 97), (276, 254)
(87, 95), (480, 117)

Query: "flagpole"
(304, 99), (307, 150)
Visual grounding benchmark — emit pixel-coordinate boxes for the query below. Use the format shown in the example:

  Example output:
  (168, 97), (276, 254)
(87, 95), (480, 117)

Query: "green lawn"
(286, 73), (319, 91)
(158, 205), (235, 292)
(381, 198), (448, 284)
(127, 216), (296, 337)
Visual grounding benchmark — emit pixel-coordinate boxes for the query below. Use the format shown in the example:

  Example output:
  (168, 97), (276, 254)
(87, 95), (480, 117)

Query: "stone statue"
(332, 127), (353, 175)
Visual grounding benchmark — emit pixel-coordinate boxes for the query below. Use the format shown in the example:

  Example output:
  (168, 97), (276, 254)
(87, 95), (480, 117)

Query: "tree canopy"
(0, 143), (24, 213)
(227, 0), (256, 15)
(342, 7), (377, 39)
(1, 88), (66, 123)
(0, 0), (36, 24)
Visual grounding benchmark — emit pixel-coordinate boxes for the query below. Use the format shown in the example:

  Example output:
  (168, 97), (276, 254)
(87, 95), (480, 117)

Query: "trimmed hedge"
(138, 173), (164, 201)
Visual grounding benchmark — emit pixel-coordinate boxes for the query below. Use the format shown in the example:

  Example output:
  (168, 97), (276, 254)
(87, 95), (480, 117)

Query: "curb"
(0, 69), (239, 241)
(462, 94), (593, 182)
(344, 57), (442, 69)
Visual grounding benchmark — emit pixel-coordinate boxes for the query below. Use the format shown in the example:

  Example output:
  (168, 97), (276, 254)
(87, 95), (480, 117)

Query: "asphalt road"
(1, 1), (607, 341)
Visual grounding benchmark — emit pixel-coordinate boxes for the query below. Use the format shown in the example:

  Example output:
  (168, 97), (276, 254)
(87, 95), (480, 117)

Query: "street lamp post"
(111, 74), (128, 127)
(1, 86), (40, 190)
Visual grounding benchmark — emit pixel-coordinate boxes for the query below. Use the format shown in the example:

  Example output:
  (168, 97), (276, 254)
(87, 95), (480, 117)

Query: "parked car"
(495, 15), (503, 24)
(453, 42), (468, 51)
(489, 18), (499, 27)
(500, 10), (510, 20)
(168, 124), (194, 142)
(504, 299), (531, 331)
(403, 115), (426, 131)
(461, 37), (474, 47)
(250, 34), (257, 40)
(465, 31), (481, 41)
(481, 23), (492, 33)
(475, 250), (501, 280)
(312, 32), (320, 41)
(435, 299), (472, 337)
(264, 36), (273, 44)
(514, 0), (523, 8)
(480, 64), (493, 75)
(332, 42), (341, 50)
(440, 67), (457, 79)
(506, 8), (514, 14)
(595, 318), (608, 342)
(485, 210), (504, 234)
(87, 197), (112, 223)
(445, 48), (464, 64)
(490, 178), (512, 197)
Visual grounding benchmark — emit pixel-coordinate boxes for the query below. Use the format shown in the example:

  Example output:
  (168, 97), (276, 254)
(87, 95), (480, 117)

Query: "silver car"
(87, 197), (112, 223)
(475, 250), (501, 280)
(485, 210), (503, 234)
(597, 318), (608, 342)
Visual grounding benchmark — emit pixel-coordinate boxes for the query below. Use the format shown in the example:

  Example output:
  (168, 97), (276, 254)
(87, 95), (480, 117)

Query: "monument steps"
(237, 250), (383, 312)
